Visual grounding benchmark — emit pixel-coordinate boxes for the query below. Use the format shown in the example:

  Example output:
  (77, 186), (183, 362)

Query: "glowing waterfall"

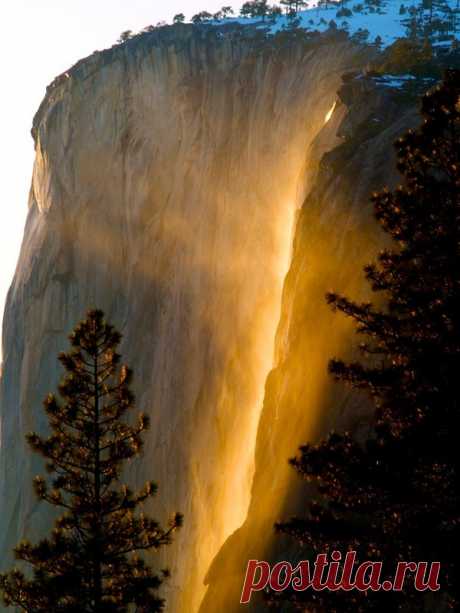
(325, 100), (337, 124)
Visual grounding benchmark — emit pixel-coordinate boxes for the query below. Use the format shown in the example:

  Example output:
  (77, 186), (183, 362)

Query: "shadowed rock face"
(0, 24), (416, 613)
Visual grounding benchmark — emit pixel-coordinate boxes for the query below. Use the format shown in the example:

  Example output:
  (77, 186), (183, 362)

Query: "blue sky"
(0, 0), (242, 358)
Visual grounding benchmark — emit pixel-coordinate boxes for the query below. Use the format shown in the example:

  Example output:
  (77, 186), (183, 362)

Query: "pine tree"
(270, 5), (283, 19)
(240, 0), (271, 20)
(280, 0), (308, 14)
(117, 31), (133, 44)
(221, 6), (235, 18)
(191, 11), (213, 24)
(219, 6), (235, 19)
(0, 310), (183, 612)
(272, 71), (460, 611)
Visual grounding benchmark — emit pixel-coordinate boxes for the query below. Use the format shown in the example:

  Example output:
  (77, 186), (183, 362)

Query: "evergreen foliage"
(280, 0), (308, 14)
(214, 6), (235, 20)
(240, 0), (271, 20)
(0, 310), (182, 612)
(377, 37), (435, 76)
(221, 5), (235, 18)
(117, 30), (133, 43)
(272, 70), (460, 611)
(191, 11), (214, 24)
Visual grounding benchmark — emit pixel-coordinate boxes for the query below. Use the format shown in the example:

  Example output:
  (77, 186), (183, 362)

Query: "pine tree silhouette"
(0, 309), (183, 612)
(272, 70), (460, 612)
(280, 0), (308, 15)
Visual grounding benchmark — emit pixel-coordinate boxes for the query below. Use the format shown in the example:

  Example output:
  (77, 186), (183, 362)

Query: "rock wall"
(0, 26), (374, 613)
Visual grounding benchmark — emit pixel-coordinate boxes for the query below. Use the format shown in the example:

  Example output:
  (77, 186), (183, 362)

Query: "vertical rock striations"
(0, 24), (411, 613)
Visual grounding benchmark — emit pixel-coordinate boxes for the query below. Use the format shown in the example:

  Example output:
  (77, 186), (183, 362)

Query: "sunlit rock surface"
(0, 24), (416, 612)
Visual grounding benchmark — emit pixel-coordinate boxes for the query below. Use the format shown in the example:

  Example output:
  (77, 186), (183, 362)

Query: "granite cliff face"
(0, 25), (416, 612)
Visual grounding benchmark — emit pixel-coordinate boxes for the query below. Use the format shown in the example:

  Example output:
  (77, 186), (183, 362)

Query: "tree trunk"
(93, 351), (102, 612)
